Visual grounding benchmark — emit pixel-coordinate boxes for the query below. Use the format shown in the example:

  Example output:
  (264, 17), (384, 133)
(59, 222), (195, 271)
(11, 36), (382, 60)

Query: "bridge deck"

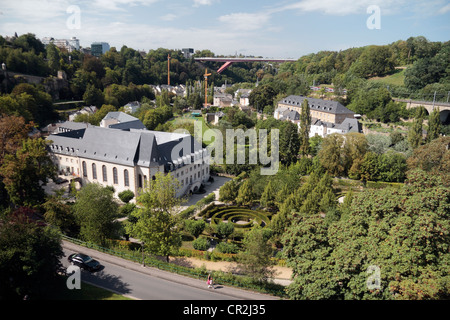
(194, 57), (297, 63)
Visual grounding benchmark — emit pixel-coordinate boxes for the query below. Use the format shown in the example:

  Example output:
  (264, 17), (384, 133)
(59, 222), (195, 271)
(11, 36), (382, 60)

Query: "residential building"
(68, 106), (97, 122)
(100, 112), (146, 130)
(124, 101), (141, 114)
(308, 117), (362, 138)
(91, 42), (110, 57)
(47, 118), (210, 198)
(275, 95), (362, 137)
(42, 36), (80, 52)
(277, 95), (355, 124)
(213, 93), (233, 107)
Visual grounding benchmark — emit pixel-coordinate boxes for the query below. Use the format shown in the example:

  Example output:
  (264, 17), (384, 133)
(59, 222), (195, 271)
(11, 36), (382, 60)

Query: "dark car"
(54, 177), (68, 184)
(68, 253), (101, 272)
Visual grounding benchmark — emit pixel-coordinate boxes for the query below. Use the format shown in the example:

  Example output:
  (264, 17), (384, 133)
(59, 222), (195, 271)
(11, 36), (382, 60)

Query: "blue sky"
(0, 0), (449, 58)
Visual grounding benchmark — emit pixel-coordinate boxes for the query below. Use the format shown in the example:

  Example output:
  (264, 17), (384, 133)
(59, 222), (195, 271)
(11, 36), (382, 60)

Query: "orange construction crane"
(203, 68), (211, 108)
(167, 54), (171, 86)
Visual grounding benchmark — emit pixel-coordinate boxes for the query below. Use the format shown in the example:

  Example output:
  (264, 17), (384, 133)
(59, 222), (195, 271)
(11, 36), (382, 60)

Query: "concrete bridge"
(194, 57), (296, 74)
(393, 98), (450, 123)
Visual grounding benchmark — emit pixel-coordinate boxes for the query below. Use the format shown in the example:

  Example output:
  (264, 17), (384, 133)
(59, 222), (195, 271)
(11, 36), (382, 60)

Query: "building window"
(102, 165), (107, 182)
(82, 161), (87, 177)
(113, 167), (118, 185)
(124, 170), (129, 187)
(92, 163), (97, 180)
(138, 174), (143, 188)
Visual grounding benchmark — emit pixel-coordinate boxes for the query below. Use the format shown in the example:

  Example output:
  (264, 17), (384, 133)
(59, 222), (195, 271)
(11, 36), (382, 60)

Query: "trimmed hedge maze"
(203, 205), (271, 231)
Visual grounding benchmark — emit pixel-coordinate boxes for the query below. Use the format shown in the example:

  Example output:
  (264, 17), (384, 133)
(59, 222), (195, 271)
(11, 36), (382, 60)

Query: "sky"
(0, 0), (449, 58)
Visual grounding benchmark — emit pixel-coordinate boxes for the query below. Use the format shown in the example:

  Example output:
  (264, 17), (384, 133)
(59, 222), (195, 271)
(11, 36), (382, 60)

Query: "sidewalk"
(62, 240), (282, 300)
(169, 256), (293, 286)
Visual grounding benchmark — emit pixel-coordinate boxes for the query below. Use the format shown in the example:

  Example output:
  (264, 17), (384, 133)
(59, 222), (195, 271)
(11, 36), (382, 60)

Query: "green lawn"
(368, 67), (407, 87)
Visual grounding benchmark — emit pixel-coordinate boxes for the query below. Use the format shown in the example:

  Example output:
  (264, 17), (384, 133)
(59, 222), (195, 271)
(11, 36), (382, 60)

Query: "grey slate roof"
(311, 117), (361, 133)
(279, 95), (354, 115)
(48, 126), (205, 168)
(102, 112), (141, 124)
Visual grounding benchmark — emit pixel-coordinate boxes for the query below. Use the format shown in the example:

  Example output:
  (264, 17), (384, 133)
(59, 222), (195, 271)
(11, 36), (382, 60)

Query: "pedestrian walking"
(207, 274), (214, 289)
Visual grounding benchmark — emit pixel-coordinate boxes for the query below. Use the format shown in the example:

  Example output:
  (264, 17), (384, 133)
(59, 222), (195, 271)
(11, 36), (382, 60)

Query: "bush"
(184, 219), (206, 238)
(192, 237), (210, 251)
(118, 190), (135, 203)
(119, 202), (136, 217)
(216, 241), (239, 254)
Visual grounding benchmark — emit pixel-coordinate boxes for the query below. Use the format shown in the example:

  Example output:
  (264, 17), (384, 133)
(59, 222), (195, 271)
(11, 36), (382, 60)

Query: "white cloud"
(91, 0), (159, 11)
(438, 3), (450, 14)
(1, 0), (70, 21)
(277, 0), (450, 16)
(193, 0), (215, 7)
(160, 13), (177, 21)
(218, 12), (271, 31)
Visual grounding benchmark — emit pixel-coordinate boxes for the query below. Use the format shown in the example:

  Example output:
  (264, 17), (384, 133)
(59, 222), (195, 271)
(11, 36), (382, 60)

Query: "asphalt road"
(61, 241), (279, 301)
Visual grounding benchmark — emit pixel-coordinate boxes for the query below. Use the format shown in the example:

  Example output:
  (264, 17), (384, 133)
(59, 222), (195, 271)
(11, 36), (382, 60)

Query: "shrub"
(216, 241), (239, 254)
(118, 190), (134, 203)
(119, 202), (136, 217)
(184, 219), (206, 238)
(192, 237), (210, 251)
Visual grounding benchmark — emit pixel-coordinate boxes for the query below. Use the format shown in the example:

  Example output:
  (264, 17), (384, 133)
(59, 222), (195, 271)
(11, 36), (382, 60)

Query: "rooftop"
(279, 95), (354, 115)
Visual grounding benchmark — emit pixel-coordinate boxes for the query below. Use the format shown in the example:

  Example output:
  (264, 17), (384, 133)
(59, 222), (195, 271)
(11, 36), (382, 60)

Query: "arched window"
(113, 167), (118, 185)
(92, 163), (97, 180)
(138, 174), (143, 188)
(82, 161), (87, 177)
(124, 169), (129, 187)
(102, 165), (107, 182)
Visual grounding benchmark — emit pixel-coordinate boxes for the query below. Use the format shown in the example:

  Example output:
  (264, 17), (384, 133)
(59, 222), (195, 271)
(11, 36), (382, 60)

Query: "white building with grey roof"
(277, 95), (355, 124)
(275, 95), (362, 138)
(47, 121), (210, 198)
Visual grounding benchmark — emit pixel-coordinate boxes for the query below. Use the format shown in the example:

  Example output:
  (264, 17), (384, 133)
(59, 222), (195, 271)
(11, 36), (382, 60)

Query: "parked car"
(68, 253), (101, 272)
(54, 177), (68, 184)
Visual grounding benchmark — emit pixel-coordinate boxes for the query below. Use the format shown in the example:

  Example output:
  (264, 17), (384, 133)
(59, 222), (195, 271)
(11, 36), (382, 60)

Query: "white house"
(47, 117), (210, 198)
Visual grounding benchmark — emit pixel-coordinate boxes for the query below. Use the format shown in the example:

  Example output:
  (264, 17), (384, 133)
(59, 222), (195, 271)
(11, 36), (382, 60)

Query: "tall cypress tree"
(299, 99), (311, 156)
(408, 106), (426, 149)
(427, 107), (441, 143)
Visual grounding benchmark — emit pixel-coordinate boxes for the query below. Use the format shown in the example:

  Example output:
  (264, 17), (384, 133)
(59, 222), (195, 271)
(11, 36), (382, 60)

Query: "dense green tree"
(406, 136), (450, 185)
(283, 169), (450, 300)
(408, 106), (426, 149)
(184, 219), (206, 239)
(219, 178), (241, 203)
(238, 226), (275, 283)
(83, 83), (105, 107)
(0, 138), (55, 206)
(298, 99), (311, 156)
(279, 121), (300, 166)
(260, 180), (277, 210)
(427, 107), (441, 143)
(43, 195), (77, 236)
(318, 133), (346, 176)
(73, 183), (120, 245)
(248, 84), (278, 112)
(350, 45), (395, 78)
(0, 208), (64, 300)
(126, 172), (184, 262)
(235, 179), (254, 206)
